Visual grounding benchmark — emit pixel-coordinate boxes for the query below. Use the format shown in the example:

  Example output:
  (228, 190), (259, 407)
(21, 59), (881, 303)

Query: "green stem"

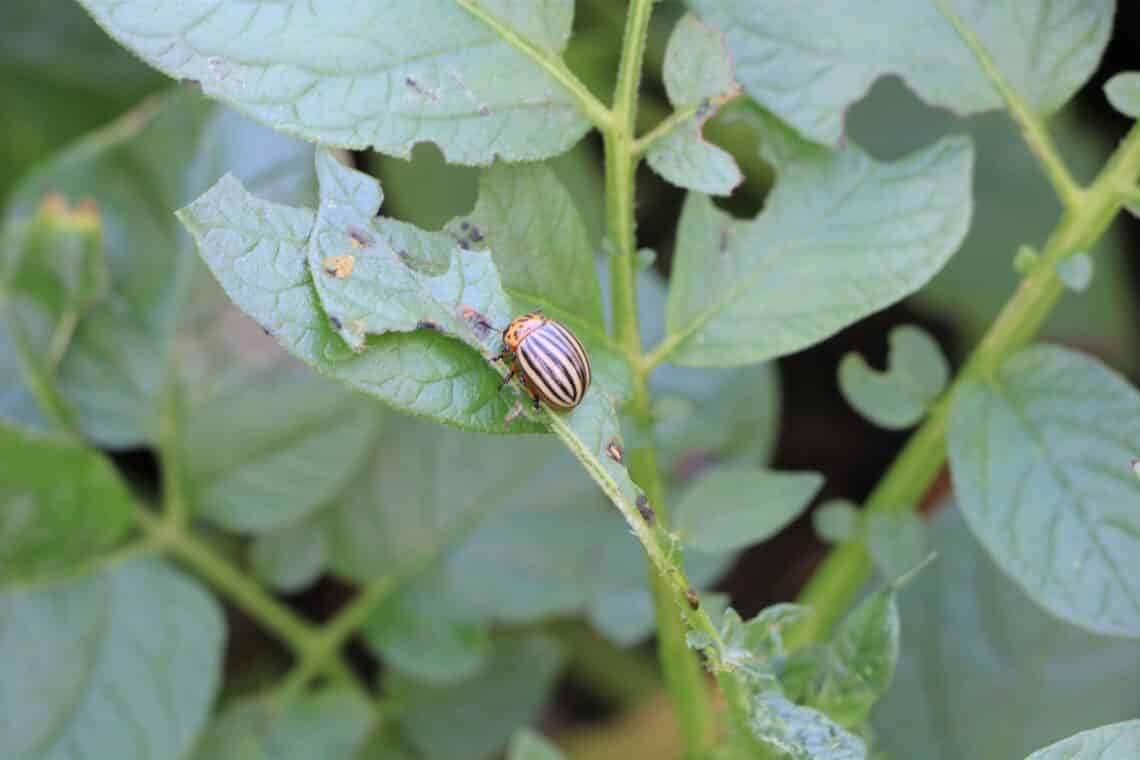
(632, 444), (719, 757)
(600, 1), (721, 755)
(132, 506), (369, 700)
(932, 0), (1083, 208)
(455, 0), (612, 130)
(790, 121), (1140, 647)
(157, 381), (188, 529)
(273, 573), (398, 704)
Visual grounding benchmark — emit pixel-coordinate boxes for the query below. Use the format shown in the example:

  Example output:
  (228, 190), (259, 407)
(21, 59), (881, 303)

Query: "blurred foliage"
(0, 1), (1138, 759)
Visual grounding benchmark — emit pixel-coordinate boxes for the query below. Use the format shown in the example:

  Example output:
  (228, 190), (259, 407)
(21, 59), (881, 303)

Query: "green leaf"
(0, 423), (133, 588)
(749, 692), (867, 760)
(1105, 73), (1140, 118)
(783, 585), (901, 728)
(675, 468), (823, 553)
(0, 197), (108, 429)
(1, 197), (106, 373)
(661, 113), (972, 367)
(507, 728), (566, 760)
(394, 636), (563, 760)
(646, 13), (742, 196)
(717, 604), (809, 688)
(444, 163), (628, 399)
(184, 370), (381, 533)
(308, 151), (512, 356)
(1056, 252), (1094, 293)
(190, 689), (375, 760)
(813, 500), (860, 544)
(839, 325), (949, 430)
(0, 0), (163, 198)
(640, 266), (781, 476)
(864, 512), (928, 581)
(847, 79), (1138, 372)
(75, 0), (590, 165)
(1024, 721), (1140, 760)
(0, 559), (224, 760)
(690, 0), (1113, 145)
(948, 344), (1140, 637)
(4, 89), (316, 448)
(0, 322), (49, 430)
(449, 163), (604, 329)
(250, 515), (328, 593)
(363, 570), (490, 684)
(179, 150), (539, 434)
(873, 507), (1140, 760)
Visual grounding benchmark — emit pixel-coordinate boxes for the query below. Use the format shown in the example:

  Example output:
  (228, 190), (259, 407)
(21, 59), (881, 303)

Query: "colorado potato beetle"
(495, 311), (591, 411)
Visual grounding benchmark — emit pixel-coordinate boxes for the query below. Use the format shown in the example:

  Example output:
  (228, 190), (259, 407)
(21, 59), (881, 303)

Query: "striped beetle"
(494, 311), (591, 411)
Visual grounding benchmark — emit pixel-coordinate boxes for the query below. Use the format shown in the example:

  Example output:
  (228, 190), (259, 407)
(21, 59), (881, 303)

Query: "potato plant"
(2, 1), (1140, 759)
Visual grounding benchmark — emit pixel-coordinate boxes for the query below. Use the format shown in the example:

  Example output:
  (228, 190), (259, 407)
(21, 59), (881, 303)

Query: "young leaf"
(718, 604), (809, 687)
(689, 0), (1114, 145)
(1056, 252), (1094, 293)
(948, 344), (1140, 637)
(839, 325), (950, 430)
(674, 467), (823, 553)
(75, 0), (591, 164)
(864, 512), (928, 581)
(191, 689), (375, 760)
(1105, 73), (1140, 118)
(250, 516), (329, 593)
(1, 196), (107, 415)
(507, 728), (566, 760)
(1023, 720), (1140, 760)
(875, 506), (1140, 760)
(646, 13), (743, 195)
(179, 152), (535, 434)
(750, 692), (867, 760)
(0, 560), (224, 760)
(0, 423), (133, 588)
(783, 583), (902, 728)
(184, 370), (382, 532)
(813, 500), (861, 544)
(661, 112), (972, 367)
(4, 89), (316, 448)
(393, 636), (564, 760)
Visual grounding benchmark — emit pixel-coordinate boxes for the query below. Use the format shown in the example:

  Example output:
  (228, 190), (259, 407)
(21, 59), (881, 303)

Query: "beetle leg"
(490, 349), (508, 363)
(499, 366), (516, 389)
(532, 395), (541, 411)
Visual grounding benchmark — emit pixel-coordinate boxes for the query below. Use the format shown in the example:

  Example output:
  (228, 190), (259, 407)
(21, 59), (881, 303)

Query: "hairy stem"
(600, 1), (721, 754)
(791, 121), (1140, 646)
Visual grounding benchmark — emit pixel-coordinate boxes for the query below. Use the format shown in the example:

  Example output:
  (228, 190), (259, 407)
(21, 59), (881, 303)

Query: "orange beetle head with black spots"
(502, 311), (548, 352)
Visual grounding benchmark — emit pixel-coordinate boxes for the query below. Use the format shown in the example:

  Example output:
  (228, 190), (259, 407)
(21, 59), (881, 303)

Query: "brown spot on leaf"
(461, 305), (494, 339)
(322, 253), (356, 279)
(718, 227), (730, 254)
(329, 315), (343, 330)
(416, 320), (443, 333)
(684, 588), (700, 610)
(348, 227), (374, 248)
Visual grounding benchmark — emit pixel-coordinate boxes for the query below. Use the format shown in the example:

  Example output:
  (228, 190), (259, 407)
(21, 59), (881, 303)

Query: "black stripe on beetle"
(500, 312), (591, 411)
